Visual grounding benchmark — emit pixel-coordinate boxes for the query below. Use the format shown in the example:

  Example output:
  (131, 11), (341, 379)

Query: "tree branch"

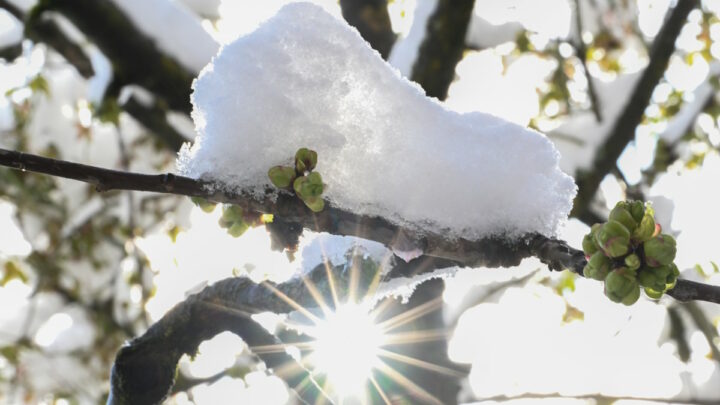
(0, 0), (21, 19)
(122, 96), (187, 151)
(572, 0), (602, 122)
(35, 0), (195, 113)
(0, 0), (95, 77)
(5, 2), (189, 152)
(572, 0), (698, 221)
(0, 148), (718, 305)
(108, 277), (334, 405)
(340, 0), (396, 60)
(2, 148), (719, 402)
(410, 0), (476, 100)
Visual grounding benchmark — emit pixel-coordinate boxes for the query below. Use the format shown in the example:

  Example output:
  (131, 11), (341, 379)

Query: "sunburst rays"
(196, 234), (463, 404)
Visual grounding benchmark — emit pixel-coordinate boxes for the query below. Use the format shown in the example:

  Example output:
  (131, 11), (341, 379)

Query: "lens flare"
(308, 304), (385, 396)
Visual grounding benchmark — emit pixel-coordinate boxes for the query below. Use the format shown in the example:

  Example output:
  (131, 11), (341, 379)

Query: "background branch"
(572, 0), (697, 222)
(108, 277), (335, 405)
(410, 0), (476, 100)
(339, 0), (396, 60)
(35, 0), (195, 113)
(0, 0), (95, 77)
(572, 0), (603, 122)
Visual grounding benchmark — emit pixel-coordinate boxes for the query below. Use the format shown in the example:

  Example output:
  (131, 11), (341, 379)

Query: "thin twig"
(573, 0), (603, 122)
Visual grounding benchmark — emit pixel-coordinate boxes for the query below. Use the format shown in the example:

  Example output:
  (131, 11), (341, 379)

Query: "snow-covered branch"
(0, 148), (718, 305)
(34, 0), (196, 113)
(0, 0), (95, 77)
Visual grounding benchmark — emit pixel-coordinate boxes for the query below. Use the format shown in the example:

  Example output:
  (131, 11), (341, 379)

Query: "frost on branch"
(177, 2), (577, 240)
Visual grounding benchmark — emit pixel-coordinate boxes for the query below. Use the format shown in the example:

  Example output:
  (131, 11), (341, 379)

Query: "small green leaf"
(96, 98), (122, 126)
(1, 262), (28, 286)
(190, 196), (217, 213)
(302, 196), (325, 212)
(28, 75), (49, 95)
(227, 221), (249, 238)
(219, 205), (244, 228)
(293, 176), (306, 195)
(268, 166), (296, 188)
(295, 148), (317, 173)
(300, 172), (323, 198)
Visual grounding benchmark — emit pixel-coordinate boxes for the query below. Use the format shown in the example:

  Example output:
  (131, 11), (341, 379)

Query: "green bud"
(665, 263), (680, 289)
(582, 232), (599, 256)
(584, 252), (612, 280)
(223, 205), (244, 221)
(624, 253), (641, 271)
(302, 196), (325, 212)
(609, 205), (637, 233)
(644, 286), (663, 299)
(219, 205), (244, 228)
(190, 197), (217, 213)
(295, 148), (318, 173)
(621, 283), (641, 305)
(643, 234), (677, 267)
(637, 267), (665, 292)
(629, 201), (645, 223)
(595, 220), (631, 258)
(632, 206), (655, 242)
(604, 268), (639, 304)
(227, 221), (249, 238)
(268, 166), (297, 188)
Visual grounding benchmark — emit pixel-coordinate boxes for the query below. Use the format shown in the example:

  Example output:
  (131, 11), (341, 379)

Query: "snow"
(178, 2), (576, 240)
(465, 14), (523, 50)
(0, 9), (22, 48)
(110, 0), (219, 72)
(387, 0), (436, 77)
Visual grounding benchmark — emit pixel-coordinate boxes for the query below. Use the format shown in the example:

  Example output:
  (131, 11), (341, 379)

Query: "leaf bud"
(595, 220), (631, 258)
(643, 234), (677, 267)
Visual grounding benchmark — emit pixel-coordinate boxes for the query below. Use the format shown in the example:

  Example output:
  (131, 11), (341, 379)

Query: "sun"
(306, 303), (385, 396)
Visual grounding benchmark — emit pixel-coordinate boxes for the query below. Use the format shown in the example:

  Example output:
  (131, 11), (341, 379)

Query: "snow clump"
(177, 2), (576, 240)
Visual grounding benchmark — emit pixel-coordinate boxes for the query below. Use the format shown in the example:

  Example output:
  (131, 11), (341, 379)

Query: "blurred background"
(1, 0), (720, 404)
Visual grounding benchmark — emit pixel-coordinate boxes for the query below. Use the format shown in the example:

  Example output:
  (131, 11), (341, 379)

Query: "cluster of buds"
(216, 204), (267, 238)
(582, 201), (679, 305)
(268, 148), (325, 212)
